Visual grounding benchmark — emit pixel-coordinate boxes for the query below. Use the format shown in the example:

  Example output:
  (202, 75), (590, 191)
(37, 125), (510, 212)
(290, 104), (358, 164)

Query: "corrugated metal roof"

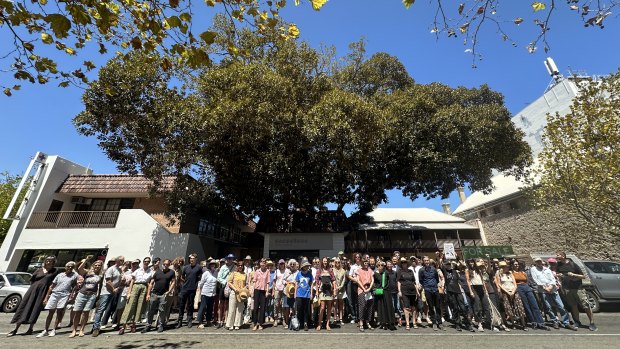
(367, 208), (465, 223)
(358, 222), (478, 230)
(57, 174), (175, 194)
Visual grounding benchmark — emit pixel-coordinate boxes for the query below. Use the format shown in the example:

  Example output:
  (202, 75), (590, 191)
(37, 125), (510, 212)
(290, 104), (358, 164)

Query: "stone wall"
(470, 203), (620, 261)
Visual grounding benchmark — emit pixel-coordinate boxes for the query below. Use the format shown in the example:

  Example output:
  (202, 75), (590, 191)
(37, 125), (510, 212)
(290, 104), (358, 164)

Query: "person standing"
(273, 259), (289, 327)
(7, 256), (59, 337)
(417, 256), (444, 331)
(512, 260), (547, 330)
(226, 261), (248, 330)
(177, 253), (202, 328)
(530, 257), (576, 330)
(333, 258), (347, 324)
(216, 254), (235, 328)
(441, 260), (473, 332)
(374, 262), (396, 330)
(315, 257), (336, 331)
(37, 261), (79, 338)
(346, 253), (362, 324)
(355, 258), (375, 332)
(251, 259), (270, 331)
(142, 259), (176, 333)
(70, 260), (103, 337)
(196, 260), (217, 329)
(282, 259), (298, 328)
(91, 256), (123, 337)
(397, 258), (418, 329)
(495, 261), (528, 331)
(555, 252), (597, 331)
(119, 257), (153, 335)
(294, 261), (314, 331)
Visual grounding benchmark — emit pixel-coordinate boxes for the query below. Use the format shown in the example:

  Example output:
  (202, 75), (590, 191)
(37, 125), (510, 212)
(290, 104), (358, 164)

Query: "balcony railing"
(27, 211), (120, 229)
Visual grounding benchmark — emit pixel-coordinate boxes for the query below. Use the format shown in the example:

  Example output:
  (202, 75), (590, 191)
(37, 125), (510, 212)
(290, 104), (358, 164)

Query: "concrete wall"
(2, 209), (202, 271)
(473, 203), (620, 261)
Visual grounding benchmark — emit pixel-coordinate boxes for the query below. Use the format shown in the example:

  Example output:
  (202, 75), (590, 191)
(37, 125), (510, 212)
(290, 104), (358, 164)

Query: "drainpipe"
(476, 218), (488, 246)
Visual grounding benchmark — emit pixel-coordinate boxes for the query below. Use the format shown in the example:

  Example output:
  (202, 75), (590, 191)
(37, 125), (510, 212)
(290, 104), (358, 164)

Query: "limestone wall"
(470, 204), (620, 261)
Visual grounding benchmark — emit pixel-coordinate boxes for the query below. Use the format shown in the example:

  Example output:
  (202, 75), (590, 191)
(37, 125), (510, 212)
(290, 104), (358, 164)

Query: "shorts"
(73, 292), (97, 311)
(401, 294), (418, 310)
(283, 295), (295, 308)
(116, 295), (128, 310)
(563, 288), (590, 310)
(217, 283), (227, 298)
(319, 292), (333, 301)
(274, 289), (284, 300)
(45, 293), (69, 310)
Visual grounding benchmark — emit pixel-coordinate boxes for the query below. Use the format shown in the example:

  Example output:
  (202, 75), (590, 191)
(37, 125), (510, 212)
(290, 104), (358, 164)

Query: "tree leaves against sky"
(2, 0), (618, 95)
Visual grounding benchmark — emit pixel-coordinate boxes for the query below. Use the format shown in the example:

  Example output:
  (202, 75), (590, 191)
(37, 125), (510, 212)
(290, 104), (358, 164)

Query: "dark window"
(479, 211), (487, 218)
(119, 198), (135, 209)
(90, 198), (134, 211)
(493, 206), (502, 215)
(509, 201), (520, 210)
(45, 200), (64, 222)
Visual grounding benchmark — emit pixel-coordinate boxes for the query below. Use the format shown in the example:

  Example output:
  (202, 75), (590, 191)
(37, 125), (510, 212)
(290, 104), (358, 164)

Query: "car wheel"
(2, 294), (21, 313)
(584, 290), (600, 313)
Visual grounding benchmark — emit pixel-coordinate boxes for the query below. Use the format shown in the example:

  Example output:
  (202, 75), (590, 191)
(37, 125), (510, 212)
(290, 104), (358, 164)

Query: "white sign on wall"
(443, 242), (456, 260)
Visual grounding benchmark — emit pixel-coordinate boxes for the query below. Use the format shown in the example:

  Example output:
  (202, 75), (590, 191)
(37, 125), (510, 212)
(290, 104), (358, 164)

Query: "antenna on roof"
(543, 57), (563, 91)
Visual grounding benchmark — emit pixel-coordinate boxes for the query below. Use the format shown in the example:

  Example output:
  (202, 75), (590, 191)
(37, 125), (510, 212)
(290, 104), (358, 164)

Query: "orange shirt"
(513, 271), (528, 284)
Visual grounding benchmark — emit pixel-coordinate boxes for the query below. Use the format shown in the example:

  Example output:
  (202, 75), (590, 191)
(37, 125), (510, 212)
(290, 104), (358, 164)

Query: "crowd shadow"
(93, 339), (201, 349)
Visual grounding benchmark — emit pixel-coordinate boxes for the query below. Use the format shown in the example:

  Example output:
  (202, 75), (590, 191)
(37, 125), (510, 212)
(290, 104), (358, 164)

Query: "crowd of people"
(6, 249), (598, 338)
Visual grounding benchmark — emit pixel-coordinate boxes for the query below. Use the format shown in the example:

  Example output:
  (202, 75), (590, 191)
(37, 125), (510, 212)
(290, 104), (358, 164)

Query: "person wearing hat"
(494, 261), (526, 331)
(196, 259), (218, 329)
(272, 259), (289, 327)
(91, 256), (124, 337)
(243, 255), (253, 275)
(530, 257), (575, 330)
(294, 260), (314, 331)
(225, 260), (248, 330)
(37, 261), (79, 337)
(397, 257), (418, 329)
(215, 254), (235, 328)
(282, 259), (298, 327)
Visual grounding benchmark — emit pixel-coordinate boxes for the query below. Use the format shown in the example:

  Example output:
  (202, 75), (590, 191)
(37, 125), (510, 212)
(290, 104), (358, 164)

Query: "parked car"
(583, 260), (620, 312)
(0, 272), (32, 313)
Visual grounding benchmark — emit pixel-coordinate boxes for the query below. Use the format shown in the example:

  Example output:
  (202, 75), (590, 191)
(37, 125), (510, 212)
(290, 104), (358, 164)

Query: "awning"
(358, 222), (478, 230)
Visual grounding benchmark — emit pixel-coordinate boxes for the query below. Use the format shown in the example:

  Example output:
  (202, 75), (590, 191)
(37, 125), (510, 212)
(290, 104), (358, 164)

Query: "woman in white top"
(197, 260), (218, 328)
(495, 261), (528, 331)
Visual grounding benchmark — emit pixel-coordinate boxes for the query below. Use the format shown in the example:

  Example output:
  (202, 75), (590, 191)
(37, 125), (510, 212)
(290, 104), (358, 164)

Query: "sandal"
(316, 326), (321, 331)
(6, 330), (17, 337)
(406, 325), (410, 330)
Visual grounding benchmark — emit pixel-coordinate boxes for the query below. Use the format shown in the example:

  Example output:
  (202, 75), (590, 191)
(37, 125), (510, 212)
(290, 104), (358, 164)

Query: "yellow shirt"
(228, 271), (247, 290)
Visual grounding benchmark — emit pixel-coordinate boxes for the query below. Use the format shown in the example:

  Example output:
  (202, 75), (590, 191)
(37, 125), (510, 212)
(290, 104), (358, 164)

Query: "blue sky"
(1, 0), (619, 214)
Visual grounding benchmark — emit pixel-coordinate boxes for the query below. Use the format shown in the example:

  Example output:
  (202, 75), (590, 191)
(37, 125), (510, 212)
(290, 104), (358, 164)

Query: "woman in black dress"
(7, 255), (59, 337)
(373, 262), (396, 330)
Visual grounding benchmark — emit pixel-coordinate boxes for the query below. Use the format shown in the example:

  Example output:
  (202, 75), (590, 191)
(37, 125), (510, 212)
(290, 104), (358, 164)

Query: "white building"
(0, 153), (255, 272)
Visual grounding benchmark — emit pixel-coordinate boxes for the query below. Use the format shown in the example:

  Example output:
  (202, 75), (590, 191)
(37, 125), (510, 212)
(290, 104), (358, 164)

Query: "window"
(90, 198), (134, 211)
(493, 206), (502, 215)
(587, 262), (620, 274)
(509, 201), (520, 210)
(479, 211), (487, 218)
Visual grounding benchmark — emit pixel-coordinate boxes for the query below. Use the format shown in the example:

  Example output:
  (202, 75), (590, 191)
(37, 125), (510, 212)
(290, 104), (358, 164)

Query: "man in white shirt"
(92, 256), (124, 336)
(346, 253), (362, 323)
(530, 258), (574, 330)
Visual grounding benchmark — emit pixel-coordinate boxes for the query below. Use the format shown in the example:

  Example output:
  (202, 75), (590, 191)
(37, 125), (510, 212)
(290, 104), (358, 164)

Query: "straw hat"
(284, 283), (296, 298)
(237, 288), (250, 302)
(498, 261), (508, 268)
(301, 261), (312, 268)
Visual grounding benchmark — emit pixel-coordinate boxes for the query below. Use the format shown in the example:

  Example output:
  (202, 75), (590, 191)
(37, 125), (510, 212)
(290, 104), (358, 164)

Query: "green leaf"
(45, 14), (72, 39)
(3, 88), (11, 96)
(23, 42), (34, 51)
(165, 16), (182, 29)
(41, 33), (53, 44)
(200, 31), (217, 44)
(402, 0), (415, 9)
(67, 5), (92, 26)
(180, 12), (191, 22)
(169, 0), (180, 7)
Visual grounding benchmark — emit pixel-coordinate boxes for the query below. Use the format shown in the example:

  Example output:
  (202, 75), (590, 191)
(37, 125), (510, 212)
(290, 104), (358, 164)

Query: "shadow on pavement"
(92, 340), (201, 349)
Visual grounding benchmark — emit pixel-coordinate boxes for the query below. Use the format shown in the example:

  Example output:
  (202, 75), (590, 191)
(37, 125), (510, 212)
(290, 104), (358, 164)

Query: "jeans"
(177, 290), (196, 325)
(541, 291), (570, 325)
(252, 289), (267, 325)
(146, 293), (168, 327)
(92, 293), (113, 330)
(391, 293), (402, 319)
(425, 289), (442, 325)
(197, 295), (215, 324)
(517, 284), (544, 325)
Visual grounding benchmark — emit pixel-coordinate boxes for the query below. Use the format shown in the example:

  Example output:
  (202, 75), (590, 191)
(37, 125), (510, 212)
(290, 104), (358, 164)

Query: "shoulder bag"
(374, 272), (385, 296)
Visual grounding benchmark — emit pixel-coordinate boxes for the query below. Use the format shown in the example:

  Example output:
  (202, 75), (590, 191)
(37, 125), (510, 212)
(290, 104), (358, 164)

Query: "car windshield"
(5, 273), (32, 286)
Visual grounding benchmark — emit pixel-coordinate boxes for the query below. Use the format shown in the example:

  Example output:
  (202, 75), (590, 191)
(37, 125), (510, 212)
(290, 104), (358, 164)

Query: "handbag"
(374, 272), (386, 296)
(224, 272), (234, 298)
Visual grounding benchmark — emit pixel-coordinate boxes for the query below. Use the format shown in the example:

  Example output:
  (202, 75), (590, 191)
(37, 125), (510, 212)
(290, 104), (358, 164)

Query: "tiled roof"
(57, 174), (176, 194)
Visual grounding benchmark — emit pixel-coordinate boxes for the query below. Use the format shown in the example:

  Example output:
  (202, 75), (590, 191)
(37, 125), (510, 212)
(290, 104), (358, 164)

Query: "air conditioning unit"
(71, 196), (92, 205)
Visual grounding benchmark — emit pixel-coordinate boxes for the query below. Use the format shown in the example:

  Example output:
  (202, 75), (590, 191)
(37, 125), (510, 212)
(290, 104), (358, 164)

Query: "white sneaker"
(100, 325), (108, 329)
(36, 330), (48, 338)
(48, 329), (56, 337)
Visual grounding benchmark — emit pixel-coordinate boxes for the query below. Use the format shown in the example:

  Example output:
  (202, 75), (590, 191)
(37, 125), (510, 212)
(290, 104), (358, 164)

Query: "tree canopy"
(2, 0), (617, 95)
(75, 28), (531, 231)
(530, 70), (620, 234)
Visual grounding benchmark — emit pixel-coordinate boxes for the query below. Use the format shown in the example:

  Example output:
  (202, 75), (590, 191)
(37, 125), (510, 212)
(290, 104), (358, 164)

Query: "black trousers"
(177, 290), (196, 324)
(251, 289), (267, 325)
(296, 298), (311, 329)
(472, 285), (490, 327)
(447, 292), (470, 328)
(425, 289), (442, 325)
(347, 282), (359, 321)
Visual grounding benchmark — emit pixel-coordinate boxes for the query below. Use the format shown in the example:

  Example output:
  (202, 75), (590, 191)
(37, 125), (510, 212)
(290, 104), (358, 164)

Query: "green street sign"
(462, 245), (514, 259)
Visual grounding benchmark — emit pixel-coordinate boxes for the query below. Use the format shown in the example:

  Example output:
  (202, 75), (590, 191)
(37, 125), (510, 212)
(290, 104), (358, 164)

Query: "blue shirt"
(295, 270), (313, 298)
(419, 266), (439, 291)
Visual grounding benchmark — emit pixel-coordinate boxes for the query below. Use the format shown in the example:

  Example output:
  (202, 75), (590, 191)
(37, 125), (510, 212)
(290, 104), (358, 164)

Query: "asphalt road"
(2, 312), (620, 349)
